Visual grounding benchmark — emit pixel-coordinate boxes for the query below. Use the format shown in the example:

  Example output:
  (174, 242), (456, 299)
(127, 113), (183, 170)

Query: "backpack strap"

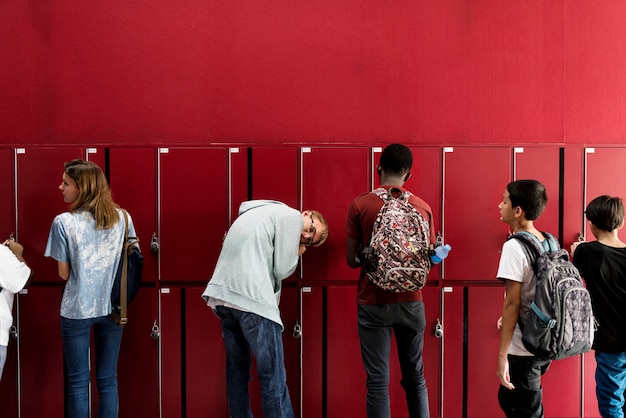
(371, 187), (411, 202)
(508, 231), (560, 261)
(507, 231), (559, 331)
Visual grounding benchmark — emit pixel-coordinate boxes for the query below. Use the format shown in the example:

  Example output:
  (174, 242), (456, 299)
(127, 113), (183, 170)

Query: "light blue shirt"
(45, 208), (136, 319)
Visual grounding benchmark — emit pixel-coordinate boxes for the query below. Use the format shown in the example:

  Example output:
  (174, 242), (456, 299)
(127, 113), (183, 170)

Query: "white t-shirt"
(0, 245), (31, 346)
(496, 238), (537, 356)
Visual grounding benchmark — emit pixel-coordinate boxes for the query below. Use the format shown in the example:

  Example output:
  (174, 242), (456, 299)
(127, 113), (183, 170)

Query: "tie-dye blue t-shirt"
(45, 208), (137, 319)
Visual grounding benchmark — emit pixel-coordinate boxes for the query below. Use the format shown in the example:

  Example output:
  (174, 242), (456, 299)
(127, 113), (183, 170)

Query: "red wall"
(2, 2), (626, 146)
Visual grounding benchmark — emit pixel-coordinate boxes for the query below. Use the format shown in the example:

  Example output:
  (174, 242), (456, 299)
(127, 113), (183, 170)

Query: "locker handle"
(434, 319), (443, 339)
(150, 233), (159, 252)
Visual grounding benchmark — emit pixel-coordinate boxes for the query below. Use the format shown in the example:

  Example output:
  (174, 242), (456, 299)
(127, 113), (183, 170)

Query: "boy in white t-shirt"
(0, 239), (31, 380)
(496, 180), (551, 418)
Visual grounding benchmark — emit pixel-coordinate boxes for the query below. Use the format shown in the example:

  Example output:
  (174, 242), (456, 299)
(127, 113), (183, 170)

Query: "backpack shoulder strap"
(540, 231), (560, 252)
(507, 231), (544, 264)
(371, 187), (409, 202)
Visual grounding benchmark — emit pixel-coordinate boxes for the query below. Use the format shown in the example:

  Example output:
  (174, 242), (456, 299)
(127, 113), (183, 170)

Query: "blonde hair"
(311, 210), (328, 246)
(64, 160), (119, 229)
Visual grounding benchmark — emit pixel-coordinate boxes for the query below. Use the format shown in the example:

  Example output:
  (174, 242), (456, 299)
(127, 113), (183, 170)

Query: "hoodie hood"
(239, 200), (287, 216)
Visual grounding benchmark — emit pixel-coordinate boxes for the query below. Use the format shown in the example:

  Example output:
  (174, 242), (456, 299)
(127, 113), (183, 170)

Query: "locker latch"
(150, 320), (160, 340)
(150, 233), (160, 252)
(434, 319), (443, 339)
(292, 321), (302, 339)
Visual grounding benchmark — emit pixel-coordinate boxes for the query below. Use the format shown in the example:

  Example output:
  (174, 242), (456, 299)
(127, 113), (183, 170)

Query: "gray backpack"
(508, 231), (595, 360)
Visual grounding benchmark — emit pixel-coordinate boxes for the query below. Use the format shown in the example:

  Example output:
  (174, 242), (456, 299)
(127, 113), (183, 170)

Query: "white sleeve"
(0, 245), (31, 293)
(496, 239), (530, 283)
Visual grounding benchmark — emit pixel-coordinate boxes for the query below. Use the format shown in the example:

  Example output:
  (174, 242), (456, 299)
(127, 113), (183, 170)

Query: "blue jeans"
(595, 350), (626, 418)
(0, 344), (6, 381)
(358, 301), (429, 418)
(61, 315), (123, 418)
(498, 355), (551, 418)
(214, 306), (294, 418)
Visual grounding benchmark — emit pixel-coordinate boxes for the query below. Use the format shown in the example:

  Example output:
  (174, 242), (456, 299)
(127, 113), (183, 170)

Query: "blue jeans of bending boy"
(358, 301), (429, 418)
(595, 350), (626, 418)
(61, 315), (123, 418)
(498, 355), (551, 418)
(215, 306), (294, 418)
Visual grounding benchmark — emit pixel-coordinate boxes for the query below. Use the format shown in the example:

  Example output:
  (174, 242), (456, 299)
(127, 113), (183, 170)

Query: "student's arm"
(57, 261), (70, 280)
(496, 279), (522, 390)
(346, 237), (362, 269)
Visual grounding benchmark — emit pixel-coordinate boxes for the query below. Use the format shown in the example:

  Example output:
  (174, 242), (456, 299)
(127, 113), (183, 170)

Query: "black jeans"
(358, 301), (429, 418)
(498, 355), (551, 418)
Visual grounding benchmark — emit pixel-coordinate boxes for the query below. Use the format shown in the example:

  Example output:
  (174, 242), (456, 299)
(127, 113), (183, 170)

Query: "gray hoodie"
(201, 200), (303, 328)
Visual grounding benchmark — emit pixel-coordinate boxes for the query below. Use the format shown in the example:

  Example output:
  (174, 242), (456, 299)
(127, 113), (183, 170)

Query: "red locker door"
(158, 148), (228, 283)
(517, 146), (583, 417)
(83, 148), (161, 416)
(514, 147), (560, 235)
(579, 146), (626, 418)
(443, 147), (511, 281)
(584, 147), (626, 241)
(325, 286), (365, 417)
(441, 285), (465, 418)
(0, 148), (17, 416)
(230, 147), (249, 224)
(442, 286), (505, 417)
(160, 287), (183, 417)
(301, 147), (370, 281)
(16, 148), (84, 283)
(18, 287), (65, 418)
(114, 288), (160, 417)
(250, 147), (299, 209)
(301, 286), (323, 417)
(106, 147), (158, 285)
(183, 286), (229, 418)
(249, 146), (300, 287)
(404, 146), (443, 281)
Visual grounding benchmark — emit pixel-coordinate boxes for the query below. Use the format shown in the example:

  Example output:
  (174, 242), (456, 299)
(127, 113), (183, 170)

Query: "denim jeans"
(595, 350), (626, 418)
(358, 301), (429, 418)
(214, 306), (294, 418)
(0, 344), (6, 381)
(61, 315), (123, 418)
(498, 355), (551, 418)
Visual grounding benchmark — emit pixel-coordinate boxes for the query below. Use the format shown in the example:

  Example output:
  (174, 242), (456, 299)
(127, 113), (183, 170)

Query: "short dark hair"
(507, 180), (547, 221)
(585, 195), (624, 232)
(379, 144), (412, 176)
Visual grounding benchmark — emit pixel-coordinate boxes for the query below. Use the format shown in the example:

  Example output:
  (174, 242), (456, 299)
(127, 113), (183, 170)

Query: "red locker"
(18, 287), (65, 418)
(249, 146), (300, 287)
(250, 147), (299, 209)
(578, 146), (626, 418)
(160, 287), (184, 417)
(16, 148), (84, 283)
(114, 288), (160, 417)
(584, 147), (626, 241)
(404, 146), (443, 281)
(0, 148), (17, 416)
(514, 147), (560, 234)
(182, 286), (228, 418)
(158, 148), (229, 283)
(106, 148), (158, 284)
(443, 147), (511, 281)
(229, 147), (249, 224)
(301, 146), (370, 282)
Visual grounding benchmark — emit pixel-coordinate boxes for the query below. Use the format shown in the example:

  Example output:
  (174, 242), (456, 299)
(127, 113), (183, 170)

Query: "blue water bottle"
(430, 244), (451, 264)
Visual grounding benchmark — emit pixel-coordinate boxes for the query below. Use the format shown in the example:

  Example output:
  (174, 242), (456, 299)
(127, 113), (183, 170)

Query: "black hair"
(585, 195), (624, 232)
(379, 144), (413, 176)
(506, 179), (547, 221)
